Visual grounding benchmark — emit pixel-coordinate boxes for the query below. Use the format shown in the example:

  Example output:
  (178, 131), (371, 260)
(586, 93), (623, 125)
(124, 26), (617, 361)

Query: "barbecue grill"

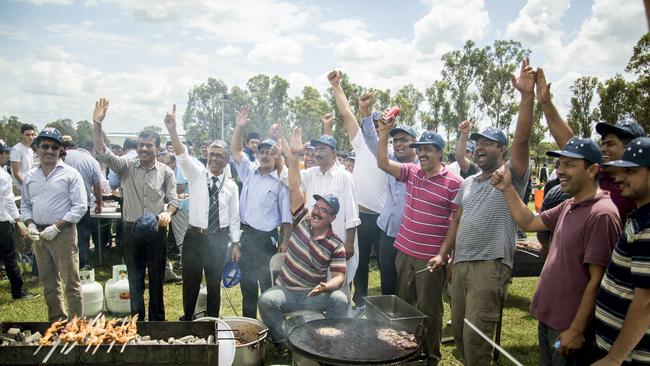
(287, 318), (423, 366)
(0, 321), (219, 366)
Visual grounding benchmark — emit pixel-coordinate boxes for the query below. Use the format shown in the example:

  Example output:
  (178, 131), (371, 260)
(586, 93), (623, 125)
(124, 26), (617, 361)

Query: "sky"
(0, 0), (646, 135)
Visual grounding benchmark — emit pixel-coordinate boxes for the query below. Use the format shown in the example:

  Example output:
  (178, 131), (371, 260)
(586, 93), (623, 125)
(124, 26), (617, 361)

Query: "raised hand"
(490, 162), (512, 191)
(536, 68), (552, 105)
(269, 120), (283, 141)
(458, 120), (474, 136)
(511, 58), (536, 95)
(327, 70), (342, 87)
(378, 113), (396, 136)
(235, 106), (251, 127)
(359, 93), (374, 116)
(289, 127), (304, 155)
(93, 98), (109, 124)
(163, 104), (177, 131)
(322, 112), (334, 130)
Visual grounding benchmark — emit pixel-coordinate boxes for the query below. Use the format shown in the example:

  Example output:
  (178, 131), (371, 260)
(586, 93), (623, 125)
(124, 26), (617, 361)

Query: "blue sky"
(0, 0), (645, 134)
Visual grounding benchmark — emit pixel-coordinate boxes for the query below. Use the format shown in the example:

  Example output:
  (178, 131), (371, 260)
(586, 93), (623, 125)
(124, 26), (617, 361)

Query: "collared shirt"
(21, 160), (87, 225)
(361, 115), (412, 237)
(108, 149), (137, 189)
(0, 168), (20, 222)
(10, 142), (35, 189)
(63, 148), (103, 206)
(96, 146), (177, 223)
(278, 207), (346, 291)
(236, 153), (291, 232)
(349, 123), (387, 213)
(532, 190), (621, 331)
(177, 149), (241, 243)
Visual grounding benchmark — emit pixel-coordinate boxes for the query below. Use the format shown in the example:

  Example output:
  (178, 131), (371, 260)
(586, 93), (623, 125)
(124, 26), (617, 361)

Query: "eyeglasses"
(475, 140), (498, 148)
(39, 143), (60, 151)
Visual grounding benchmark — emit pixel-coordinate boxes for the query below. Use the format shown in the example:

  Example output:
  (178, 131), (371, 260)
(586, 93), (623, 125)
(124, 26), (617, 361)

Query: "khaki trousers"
(450, 260), (511, 366)
(33, 225), (83, 321)
(395, 251), (446, 365)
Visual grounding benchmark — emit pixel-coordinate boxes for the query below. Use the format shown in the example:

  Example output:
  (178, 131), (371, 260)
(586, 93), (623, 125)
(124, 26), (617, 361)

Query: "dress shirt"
(20, 160), (87, 225)
(236, 153), (292, 232)
(10, 142), (35, 189)
(96, 146), (177, 223)
(176, 149), (241, 243)
(108, 149), (137, 189)
(0, 168), (20, 222)
(350, 127), (387, 213)
(63, 148), (103, 206)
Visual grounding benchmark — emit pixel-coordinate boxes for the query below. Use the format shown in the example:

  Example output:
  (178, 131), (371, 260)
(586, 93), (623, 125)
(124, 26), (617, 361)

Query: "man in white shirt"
(163, 105), (241, 320)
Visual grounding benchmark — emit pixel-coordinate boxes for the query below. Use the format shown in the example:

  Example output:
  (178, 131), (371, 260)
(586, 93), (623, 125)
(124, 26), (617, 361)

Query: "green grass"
(0, 260), (540, 365)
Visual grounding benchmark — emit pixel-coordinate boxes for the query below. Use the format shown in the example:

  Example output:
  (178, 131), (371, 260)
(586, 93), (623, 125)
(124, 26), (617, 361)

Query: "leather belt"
(189, 225), (209, 235)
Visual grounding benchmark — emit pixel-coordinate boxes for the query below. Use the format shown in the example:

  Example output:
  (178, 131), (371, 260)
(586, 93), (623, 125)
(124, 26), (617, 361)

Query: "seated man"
(258, 127), (348, 358)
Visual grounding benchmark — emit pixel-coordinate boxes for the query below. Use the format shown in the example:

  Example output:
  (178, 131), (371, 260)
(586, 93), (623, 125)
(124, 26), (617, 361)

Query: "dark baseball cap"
(604, 137), (650, 168)
(389, 125), (417, 138)
(0, 139), (9, 153)
(345, 150), (356, 161)
(409, 131), (445, 150)
(466, 140), (476, 153)
(470, 127), (508, 146)
(258, 138), (277, 150)
(595, 118), (645, 140)
(313, 194), (340, 215)
(310, 135), (337, 150)
(546, 137), (603, 164)
(35, 127), (63, 144)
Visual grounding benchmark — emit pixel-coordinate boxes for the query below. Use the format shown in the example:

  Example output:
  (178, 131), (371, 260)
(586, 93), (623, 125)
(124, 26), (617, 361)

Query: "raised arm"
(456, 120), (474, 173)
(510, 59), (536, 178)
(537, 68), (574, 147)
(327, 70), (359, 140)
(322, 112), (334, 136)
(376, 115), (402, 179)
(359, 94), (379, 154)
(164, 104), (185, 156)
(283, 127), (305, 214)
(230, 106), (251, 163)
(92, 98), (129, 174)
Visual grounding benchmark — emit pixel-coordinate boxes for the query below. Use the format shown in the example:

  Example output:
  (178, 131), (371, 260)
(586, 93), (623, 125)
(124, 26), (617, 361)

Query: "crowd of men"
(0, 60), (649, 366)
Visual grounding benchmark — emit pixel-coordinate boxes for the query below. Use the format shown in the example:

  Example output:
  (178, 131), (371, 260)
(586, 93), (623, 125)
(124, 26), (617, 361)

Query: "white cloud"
(33, 46), (74, 62)
(320, 19), (372, 39)
(505, 0), (569, 52)
(215, 45), (243, 57)
(247, 39), (303, 65)
(21, 61), (95, 96)
(414, 0), (489, 52)
(14, 0), (73, 5)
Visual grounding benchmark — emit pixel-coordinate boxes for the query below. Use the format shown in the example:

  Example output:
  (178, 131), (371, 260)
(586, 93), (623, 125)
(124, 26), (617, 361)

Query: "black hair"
(123, 137), (139, 151)
(246, 132), (260, 143)
(20, 124), (35, 134)
(138, 131), (161, 148)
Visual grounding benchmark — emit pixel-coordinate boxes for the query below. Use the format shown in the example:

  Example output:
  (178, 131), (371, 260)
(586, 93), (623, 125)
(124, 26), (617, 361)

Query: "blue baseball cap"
(131, 213), (159, 240)
(371, 111), (382, 122)
(310, 135), (337, 150)
(470, 127), (508, 146)
(409, 131), (445, 150)
(222, 261), (241, 288)
(596, 118), (645, 140)
(0, 139), (9, 153)
(35, 127), (63, 144)
(466, 140), (476, 153)
(258, 138), (277, 150)
(313, 193), (340, 215)
(389, 125), (417, 139)
(604, 137), (650, 168)
(546, 137), (603, 164)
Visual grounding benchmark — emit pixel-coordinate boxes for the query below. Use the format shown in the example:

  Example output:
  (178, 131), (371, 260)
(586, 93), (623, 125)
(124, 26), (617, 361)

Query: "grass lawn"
(0, 260), (540, 365)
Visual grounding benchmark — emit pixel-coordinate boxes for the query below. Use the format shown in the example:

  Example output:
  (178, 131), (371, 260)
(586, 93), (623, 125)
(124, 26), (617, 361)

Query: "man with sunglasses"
(20, 127), (87, 321)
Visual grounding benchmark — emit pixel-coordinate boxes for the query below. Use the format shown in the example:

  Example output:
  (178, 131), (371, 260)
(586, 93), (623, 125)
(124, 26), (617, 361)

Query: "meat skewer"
(59, 315), (80, 354)
(107, 317), (129, 354)
(33, 319), (65, 356)
(93, 319), (118, 355)
(41, 340), (60, 364)
(120, 315), (139, 353)
(64, 313), (102, 355)
(85, 315), (106, 352)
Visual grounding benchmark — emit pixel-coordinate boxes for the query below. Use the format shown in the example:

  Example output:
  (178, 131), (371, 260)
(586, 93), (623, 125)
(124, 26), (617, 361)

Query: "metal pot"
(223, 316), (269, 366)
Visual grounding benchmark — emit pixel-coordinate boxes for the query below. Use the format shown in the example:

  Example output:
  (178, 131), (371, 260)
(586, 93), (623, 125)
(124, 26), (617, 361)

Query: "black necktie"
(208, 176), (220, 234)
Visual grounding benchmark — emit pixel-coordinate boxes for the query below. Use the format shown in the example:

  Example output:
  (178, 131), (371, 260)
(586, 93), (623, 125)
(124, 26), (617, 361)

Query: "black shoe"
(14, 290), (40, 300)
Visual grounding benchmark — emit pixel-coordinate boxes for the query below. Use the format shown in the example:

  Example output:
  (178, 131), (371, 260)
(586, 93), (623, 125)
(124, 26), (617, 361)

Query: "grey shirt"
(97, 146), (178, 223)
(63, 148), (103, 207)
(453, 162), (530, 268)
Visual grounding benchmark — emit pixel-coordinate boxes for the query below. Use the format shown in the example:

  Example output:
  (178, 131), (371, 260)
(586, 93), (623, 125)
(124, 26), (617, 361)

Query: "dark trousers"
(240, 225), (277, 318)
(0, 221), (24, 298)
(353, 211), (381, 305)
(123, 223), (166, 321)
(378, 230), (398, 295)
(77, 210), (92, 269)
(182, 227), (228, 320)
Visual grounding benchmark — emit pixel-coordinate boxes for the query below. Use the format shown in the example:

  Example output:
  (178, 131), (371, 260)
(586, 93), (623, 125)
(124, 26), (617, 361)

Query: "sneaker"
(14, 290), (40, 300)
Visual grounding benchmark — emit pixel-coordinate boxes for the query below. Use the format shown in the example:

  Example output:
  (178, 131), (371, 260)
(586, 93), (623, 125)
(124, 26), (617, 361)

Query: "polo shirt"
(594, 203), (650, 364)
(394, 163), (462, 260)
(278, 207), (346, 291)
(531, 190), (621, 331)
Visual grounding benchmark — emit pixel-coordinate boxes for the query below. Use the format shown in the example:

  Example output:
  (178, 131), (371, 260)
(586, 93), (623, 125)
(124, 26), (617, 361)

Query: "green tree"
(76, 120), (94, 146)
(597, 75), (631, 125)
(530, 100), (549, 173)
(45, 118), (77, 140)
(326, 72), (363, 152)
(567, 76), (599, 138)
(0, 116), (28, 146)
(626, 33), (650, 131)
(269, 75), (290, 124)
(390, 84), (423, 126)
(290, 86), (330, 142)
(369, 88), (391, 112)
(423, 80), (451, 134)
(183, 77), (229, 149)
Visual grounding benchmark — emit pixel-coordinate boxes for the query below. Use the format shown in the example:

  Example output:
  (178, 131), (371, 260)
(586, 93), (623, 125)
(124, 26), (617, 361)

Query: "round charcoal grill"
(287, 318), (423, 365)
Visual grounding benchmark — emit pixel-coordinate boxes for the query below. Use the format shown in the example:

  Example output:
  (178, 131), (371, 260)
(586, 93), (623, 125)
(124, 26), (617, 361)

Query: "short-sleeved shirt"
(454, 163), (531, 268)
(350, 130), (387, 213)
(594, 203), (650, 364)
(531, 190), (621, 331)
(278, 207), (346, 291)
(448, 161), (480, 179)
(394, 163), (462, 260)
(10, 142), (35, 189)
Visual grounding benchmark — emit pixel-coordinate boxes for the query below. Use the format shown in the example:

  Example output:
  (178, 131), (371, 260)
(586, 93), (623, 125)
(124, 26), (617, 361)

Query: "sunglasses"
(39, 143), (61, 151)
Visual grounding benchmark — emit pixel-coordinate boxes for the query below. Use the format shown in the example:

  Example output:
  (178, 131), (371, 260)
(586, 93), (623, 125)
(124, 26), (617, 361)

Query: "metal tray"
(363, 295), (427, 333)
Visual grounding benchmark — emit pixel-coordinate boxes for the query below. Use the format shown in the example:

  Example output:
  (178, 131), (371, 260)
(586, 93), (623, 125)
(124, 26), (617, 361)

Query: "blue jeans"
(538, 321), (596, 366)
(258, 286), (348, 345)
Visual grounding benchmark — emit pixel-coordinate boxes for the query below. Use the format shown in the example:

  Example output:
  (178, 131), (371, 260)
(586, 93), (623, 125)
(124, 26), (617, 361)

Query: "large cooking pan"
(287, 318), (423, 365)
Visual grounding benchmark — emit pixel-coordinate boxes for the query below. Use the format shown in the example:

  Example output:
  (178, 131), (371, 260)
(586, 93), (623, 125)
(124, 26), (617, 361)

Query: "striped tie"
(208, 176), (220, 234)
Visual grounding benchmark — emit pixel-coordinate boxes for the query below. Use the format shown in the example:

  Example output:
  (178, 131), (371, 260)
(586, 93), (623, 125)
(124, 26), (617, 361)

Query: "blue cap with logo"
(596, 118), (645, 140)
(604, 137), (650, 168)
(389, 125), (417, 139)
(313, 193), (340, 215)
(131, 213), (159, 240)
(466, 140), (476, 153)
(0, 139), (9, 153)
(310, 135), (337, 150)
(470, 127), (508, 146)
(546, 137), (603, 164)
(35, 127), (63, 144)
(258, 138), (277, 150)
(409, 131), (445, 150)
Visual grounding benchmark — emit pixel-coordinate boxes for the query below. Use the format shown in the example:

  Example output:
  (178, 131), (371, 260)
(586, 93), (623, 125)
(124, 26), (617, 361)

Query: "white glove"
(27, 223), (40, 241)
(40, 224), (60, 241)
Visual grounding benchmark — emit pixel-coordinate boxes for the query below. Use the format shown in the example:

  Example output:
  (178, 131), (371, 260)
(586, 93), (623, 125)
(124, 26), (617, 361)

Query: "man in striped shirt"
(376, 117), (463, 365)
(258, 128), (348, 359)
(592, 137), (650, 365)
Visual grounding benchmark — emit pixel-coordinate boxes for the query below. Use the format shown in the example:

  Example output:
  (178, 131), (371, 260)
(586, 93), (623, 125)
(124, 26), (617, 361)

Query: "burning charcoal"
(158, 340), (168, 345)
(179, 335), (194, 343)
(25, 331), (41, 344)
(168, 337), (174, 344)
(195, 338), (207, 345)
(140, 335), (150, 341)
(6, 328), (21, 338)
(139, 340), (159, 345)
(1, 336), (16, 345)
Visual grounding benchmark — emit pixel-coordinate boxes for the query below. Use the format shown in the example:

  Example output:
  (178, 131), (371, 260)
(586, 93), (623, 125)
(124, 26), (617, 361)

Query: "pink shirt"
(393, 164), (463, 260)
